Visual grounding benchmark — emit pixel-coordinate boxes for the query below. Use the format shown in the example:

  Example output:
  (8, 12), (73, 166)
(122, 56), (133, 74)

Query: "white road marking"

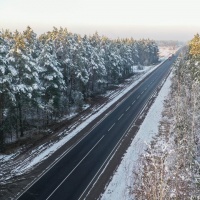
(126, 106), (130, 111)
(132, 100), (135, 105)
(141, 91), (144, 95)
(46, 135), (105, 200)
(137, 95), (140, 99)
(118, 114), (124, 120)
(16, 61), (173, 200)
(108, 123), (115, 131)
(78, 83), (162, 200)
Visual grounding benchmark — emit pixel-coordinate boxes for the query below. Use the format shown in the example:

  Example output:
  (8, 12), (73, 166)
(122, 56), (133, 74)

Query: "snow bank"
(0, 47), (174, 175)
(17, 63), (164, 172)
(101, 70), (173, 200)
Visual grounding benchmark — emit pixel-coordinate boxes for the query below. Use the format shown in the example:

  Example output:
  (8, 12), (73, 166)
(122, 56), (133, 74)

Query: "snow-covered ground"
(159, 46), (176, 61)
(0, 46), (175, 190)
(100, 66), (173, 200)
(0, 64), (162, 177)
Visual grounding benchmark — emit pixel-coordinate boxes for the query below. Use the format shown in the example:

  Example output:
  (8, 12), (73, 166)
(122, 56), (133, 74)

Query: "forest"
(131, 34), (200, 199)
(0, 26), (159, 149)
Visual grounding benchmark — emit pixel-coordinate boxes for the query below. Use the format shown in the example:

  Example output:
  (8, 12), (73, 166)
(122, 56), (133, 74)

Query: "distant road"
(17, 54), (178, 200)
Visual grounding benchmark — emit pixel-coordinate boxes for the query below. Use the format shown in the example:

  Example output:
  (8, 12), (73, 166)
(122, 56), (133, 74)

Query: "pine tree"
(23, 26), (40, 59)
(0, 26), (160, 144)
(37, 39), (65, 123)
(87, 33), (107, 94)
(189, 33), (200, 57)
(0, 34), (8, 150)
(6, 31), (40, 137)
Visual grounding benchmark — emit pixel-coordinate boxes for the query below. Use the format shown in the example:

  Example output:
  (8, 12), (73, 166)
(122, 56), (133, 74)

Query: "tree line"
(0, 26), (159, 148)
(130, 34), (200, 199)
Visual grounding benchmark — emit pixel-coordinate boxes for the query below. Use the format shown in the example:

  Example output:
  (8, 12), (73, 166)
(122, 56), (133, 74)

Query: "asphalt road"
(17, 54), (178, 200)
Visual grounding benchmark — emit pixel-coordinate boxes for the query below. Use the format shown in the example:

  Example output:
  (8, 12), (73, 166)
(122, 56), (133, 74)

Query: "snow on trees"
(189, 33), (200, 57)
(131, 37), (200, 199)
(37, 38), (65, 123)
(0, 34), (9, 150)
(0, 27), (159, 146)
(4, 30), (40, 138)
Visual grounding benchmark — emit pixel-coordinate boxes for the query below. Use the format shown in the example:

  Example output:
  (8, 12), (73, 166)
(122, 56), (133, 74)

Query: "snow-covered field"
(100, 69), (173, 200)
(159, 46), (176, 61)
(0, 46), (176, 194)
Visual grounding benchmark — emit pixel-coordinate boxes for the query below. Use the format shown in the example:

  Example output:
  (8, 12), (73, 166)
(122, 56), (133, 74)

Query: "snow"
(0, 46), (175, 186)
(1, 62), (163, 175)
(132, 65), (151, 73)
(100, 69), (173, 200)
(0, 153), (16, 162)
(8, 65), (18, 76)
(159, 46), (176, 61)
(45, 75), (54, 81)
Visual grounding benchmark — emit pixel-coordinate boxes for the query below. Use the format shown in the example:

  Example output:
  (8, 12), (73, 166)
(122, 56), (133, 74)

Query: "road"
(17, 54), (178, 200)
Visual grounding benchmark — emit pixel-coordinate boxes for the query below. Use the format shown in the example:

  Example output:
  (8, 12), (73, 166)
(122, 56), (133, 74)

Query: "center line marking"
(137, 95), (140, 99)
(46, 135), (105, 200)
(141, 91), (144, 94)
(108, 123), (115, 131)
(118, 113), (124, 120)
(126, 106), (130, 111)
(132, 100), (135, 105)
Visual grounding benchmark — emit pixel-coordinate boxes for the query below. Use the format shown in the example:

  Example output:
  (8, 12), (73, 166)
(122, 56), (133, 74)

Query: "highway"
(17, 54), (178, 200)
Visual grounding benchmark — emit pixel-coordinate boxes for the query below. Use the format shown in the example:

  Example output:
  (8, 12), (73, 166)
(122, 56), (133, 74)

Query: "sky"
(0, 0), (200, 41)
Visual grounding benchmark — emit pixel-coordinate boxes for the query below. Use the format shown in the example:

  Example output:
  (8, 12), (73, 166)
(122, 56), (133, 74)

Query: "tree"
(131, 43), (200, 199)
(189, 33), (200, 57)
(0, 26), (160, 146)
(0, 34), (9, 150)
(6, 31), (40, 137)
(37, 39), (65, 123)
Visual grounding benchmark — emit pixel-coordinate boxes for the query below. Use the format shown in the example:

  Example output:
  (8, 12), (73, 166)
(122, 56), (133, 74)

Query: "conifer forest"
(0, 27), (159, 148)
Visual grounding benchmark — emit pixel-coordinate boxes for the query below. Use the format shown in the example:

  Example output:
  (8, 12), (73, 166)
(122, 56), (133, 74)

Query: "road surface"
(17, 54), (178, 200)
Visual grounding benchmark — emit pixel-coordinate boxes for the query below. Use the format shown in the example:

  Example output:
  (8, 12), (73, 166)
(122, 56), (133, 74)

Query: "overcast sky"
(1, 0), (200, 41)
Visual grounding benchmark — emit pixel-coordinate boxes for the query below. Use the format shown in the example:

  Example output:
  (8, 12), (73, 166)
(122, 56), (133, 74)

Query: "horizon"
(1, 24), (198, 42)
(1, 0), (200, 41)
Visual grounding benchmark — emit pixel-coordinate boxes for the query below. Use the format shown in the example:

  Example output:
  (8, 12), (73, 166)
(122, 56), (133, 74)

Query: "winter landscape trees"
(0, 27), (159, 150)
(131, 35), (200, 199)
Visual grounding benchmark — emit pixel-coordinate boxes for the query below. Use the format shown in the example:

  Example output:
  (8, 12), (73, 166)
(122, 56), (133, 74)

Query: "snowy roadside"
(1, 66), (159, 164)
(100, 67), (173, 200)
(0, 63), (164, 181)
(0, 46), (175, 189)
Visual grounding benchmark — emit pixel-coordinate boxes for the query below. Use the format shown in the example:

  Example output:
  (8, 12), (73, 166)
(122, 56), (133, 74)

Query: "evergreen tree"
(189, 33), (200, 57)
(6, 31), (40, 137)
(37, 39), (65, 123)
(0, 34), (8, 150)
(0, 26), (160, 145)
(23, 26), (40, 59)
